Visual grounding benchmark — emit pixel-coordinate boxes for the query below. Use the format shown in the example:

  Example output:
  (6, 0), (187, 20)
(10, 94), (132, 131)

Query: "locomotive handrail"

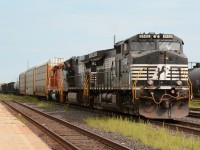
(83, 74), (91, 98)
(132, 67), (146, 102)
(188, 78), (193, 100)
(181, 68), (193, 100)
(58, 79), (64, 102)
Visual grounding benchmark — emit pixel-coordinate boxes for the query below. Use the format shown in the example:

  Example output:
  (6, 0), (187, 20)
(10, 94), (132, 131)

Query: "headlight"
(147, 80), (154, 86)
(176, 80), (182, 86)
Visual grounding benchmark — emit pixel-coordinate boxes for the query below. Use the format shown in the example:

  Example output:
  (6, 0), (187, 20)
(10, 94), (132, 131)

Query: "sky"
(0, 0), (200, 83)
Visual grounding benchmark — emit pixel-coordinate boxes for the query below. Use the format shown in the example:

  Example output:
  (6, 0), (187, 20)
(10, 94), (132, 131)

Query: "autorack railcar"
(18, 58), (64, 97)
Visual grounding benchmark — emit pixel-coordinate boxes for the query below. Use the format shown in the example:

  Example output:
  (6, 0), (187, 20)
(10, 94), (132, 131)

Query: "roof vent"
(148, 32), (155, 34)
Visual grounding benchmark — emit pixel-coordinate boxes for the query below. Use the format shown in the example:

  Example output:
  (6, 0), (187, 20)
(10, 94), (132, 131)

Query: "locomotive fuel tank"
(189, 63), (200, 98)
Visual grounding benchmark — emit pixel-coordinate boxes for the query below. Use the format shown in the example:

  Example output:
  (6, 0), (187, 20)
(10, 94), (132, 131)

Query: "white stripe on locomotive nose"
(130, 64), (188, 81)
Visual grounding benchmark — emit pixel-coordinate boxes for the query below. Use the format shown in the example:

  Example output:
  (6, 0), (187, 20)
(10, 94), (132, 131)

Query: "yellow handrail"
(132, 67), (145, 102)
(83, 74), (90, 98)
(181, 68), (193, 101)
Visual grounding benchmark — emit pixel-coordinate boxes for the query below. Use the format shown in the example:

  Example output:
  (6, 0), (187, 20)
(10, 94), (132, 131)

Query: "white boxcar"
(35, 63), (48, 97)
(19, 71), (26, 95)
(26, 67), (35, 96)
(35, 58), (64, 97)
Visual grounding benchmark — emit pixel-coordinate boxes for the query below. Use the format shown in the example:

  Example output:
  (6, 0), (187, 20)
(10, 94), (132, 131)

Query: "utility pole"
(114, 35), (116, 46)
(27, 60), (29, 70)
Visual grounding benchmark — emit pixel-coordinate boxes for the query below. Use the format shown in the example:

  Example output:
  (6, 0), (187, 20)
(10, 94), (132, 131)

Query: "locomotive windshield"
(159, 42), (180, 50)
(130, 42), (156, 51)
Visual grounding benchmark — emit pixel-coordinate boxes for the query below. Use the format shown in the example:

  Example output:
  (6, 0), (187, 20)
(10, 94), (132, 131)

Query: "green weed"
(189, 100), (200, 108)
(64, 104), (69, 112)
(0, 93), (12, 101)
(85, 117), (200, 150)
(16, 113), (27, 124)
(37, 101), (55, 109)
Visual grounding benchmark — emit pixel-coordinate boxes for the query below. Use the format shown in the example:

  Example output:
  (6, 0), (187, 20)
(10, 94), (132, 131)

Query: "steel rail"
(188, 112), (200, 119)
(174, 120), (200, 129)
(190, 108), (200, 111)
(11, 100), (131, 150)
(40, 100), (200, 135)
(1, 100), (80, 150)
(149, 120), (200, 136)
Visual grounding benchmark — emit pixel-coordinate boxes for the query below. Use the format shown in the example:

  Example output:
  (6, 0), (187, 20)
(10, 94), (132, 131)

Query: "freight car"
(0, 82), (19, 94)
(19, 58), (64, 97)
(14, 81), (19, 95)
(0, 83), (5, 93)
(1, 83), (8, 93)
(7, 82), (15, 93)
(47, 33), (190, 119)
(19, 33), (191, 119)
(189, 63), (200, 98)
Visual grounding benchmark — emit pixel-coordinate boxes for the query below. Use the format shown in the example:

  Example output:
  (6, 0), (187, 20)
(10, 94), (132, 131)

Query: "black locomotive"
(0, 82), (19, 94)
(61, 33), (190, 119)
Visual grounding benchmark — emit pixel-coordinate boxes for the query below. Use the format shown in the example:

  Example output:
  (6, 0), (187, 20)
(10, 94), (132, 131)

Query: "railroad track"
(189, 111), (200, 119)
(1, 100), (130, 150)
(147, 109), (200, 136)
(189, 108), (200, 118)
(67, 103), (200, 136)
(149, 119), (200, 136)
(190, 108), (200, 111)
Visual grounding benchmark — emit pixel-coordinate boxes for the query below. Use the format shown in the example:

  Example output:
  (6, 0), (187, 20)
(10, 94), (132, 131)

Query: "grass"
(0, 93), (39, 103)
(16, 113), (27, 124)
(0, 93), (56, 109)
(85, 117), (200, 150)
(37, 101), (55, 109)
(189, 100), (200, 108)
(14, 95), (39, 103)
(0, 93), (12, 101)
(64, 104), (69, 112)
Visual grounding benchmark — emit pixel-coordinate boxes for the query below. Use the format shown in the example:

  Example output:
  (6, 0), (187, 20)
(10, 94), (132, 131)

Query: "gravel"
(19, 101), (154, 150)
(2, 101), (65, 150)
(178, 116), (200, 124)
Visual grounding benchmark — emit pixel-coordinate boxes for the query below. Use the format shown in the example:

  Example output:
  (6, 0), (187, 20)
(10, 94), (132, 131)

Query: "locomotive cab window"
(116, 45), (121, 54)
(130, 42), (156, 51)
(159, 42), (181, 51)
